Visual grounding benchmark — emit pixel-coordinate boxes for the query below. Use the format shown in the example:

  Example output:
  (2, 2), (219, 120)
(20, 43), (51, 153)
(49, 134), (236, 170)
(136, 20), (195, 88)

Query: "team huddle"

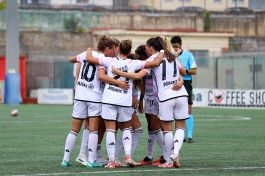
(60, 35), (197, 169)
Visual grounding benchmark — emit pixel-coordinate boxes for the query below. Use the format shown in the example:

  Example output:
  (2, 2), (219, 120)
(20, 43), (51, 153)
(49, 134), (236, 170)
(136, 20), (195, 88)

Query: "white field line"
(196, 115), (252, 121)
(1, 114), (251, 123)
(13, 166), (265, 176)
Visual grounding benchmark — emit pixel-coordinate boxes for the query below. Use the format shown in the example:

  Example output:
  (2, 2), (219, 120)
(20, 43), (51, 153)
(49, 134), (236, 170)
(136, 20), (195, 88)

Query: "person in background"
(170, 36), (197, 143)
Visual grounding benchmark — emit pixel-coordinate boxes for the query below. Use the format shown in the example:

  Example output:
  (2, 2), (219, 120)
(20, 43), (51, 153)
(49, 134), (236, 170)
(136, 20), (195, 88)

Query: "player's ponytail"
(147, 36), (175, 62)
(156, 36), (175, 62)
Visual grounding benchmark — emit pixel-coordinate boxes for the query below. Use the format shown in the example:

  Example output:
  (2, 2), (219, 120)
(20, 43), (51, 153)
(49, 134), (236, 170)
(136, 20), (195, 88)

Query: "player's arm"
(75, 62), (81, 84)
(179, 66), (187, 76)
(69, 56), (77, 63)
(186, 68), (197, 75)
(85, 48), (100, 65)
(99, 68), (129, 89)
(143, 50), (165, 68)
(112, 68), (148, 80)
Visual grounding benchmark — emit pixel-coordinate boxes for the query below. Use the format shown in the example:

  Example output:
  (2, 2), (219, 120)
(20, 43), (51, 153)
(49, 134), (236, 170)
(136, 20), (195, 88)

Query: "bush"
(204, 11), (211, 32)
(63, 15), (85, 33)
(0, 0), (6, 10)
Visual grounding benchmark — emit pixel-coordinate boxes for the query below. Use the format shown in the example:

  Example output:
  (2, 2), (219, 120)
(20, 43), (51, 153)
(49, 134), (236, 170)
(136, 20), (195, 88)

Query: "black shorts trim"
(87, 115), (101, 118)
(175, 117), (190, 121)
(101, 102), (132, 108)
(72, 116), (88, 120)
(74, 99), (102, 104)
(160, 120), (174, 122)
(102, 119), (117, 122)
(159, 95), (188, 103)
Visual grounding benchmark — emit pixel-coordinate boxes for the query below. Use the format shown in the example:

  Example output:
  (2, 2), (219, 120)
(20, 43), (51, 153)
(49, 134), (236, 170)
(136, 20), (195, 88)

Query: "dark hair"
(135, 45), (148, 61)
(111, 38), (120, 47)
(97, 35), (114, 51)
(119, 39), (132, 56)
(170, 36), (182, 45)
(146, 36), (175, 62)
(127, 53), (139, 60)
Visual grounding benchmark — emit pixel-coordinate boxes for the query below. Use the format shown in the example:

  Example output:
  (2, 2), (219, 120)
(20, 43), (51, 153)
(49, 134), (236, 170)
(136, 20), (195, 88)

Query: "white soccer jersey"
(148, 53), (188, 102)
(74, 51), (103, 102)
(98, 56), (146, 107)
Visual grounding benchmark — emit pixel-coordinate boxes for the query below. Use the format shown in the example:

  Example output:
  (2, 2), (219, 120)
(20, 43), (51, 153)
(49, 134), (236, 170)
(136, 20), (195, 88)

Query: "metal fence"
(193, 55), (265, 89)
(24, 54), (265, 97)
(26, 60), (75, 96)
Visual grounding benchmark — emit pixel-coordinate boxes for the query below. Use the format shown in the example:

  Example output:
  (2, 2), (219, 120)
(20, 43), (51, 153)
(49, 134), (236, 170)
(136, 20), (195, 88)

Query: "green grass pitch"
(0, 104), (265, 176)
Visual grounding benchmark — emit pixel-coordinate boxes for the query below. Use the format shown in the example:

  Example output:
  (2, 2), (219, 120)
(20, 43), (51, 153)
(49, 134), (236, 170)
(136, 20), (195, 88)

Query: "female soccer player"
(112, 36), (188, 168)
(60, 36), (128, 168)
(114, 53), (144, 165)
(85, 39), (165, 168)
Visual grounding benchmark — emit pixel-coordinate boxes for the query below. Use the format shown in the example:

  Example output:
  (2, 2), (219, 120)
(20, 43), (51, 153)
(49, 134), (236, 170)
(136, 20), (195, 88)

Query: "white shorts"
(159, 97), (189, 122)
(144, 96), (159, 116)
(72, 100), (101, 119)
(101, 104), (133, 122)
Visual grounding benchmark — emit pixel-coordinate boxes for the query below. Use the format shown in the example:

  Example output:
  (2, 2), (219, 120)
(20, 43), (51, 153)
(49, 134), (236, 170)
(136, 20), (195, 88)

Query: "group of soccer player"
(60, 35), (197, 169)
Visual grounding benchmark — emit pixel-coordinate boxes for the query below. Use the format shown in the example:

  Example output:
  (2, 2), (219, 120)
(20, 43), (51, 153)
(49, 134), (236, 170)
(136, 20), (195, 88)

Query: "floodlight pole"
(6, 0), (19, 74)
(4, 0), (21, 104)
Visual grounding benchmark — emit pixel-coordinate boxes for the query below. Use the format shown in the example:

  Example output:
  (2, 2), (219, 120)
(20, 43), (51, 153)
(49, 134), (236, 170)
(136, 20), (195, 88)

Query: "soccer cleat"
(140, 156), (153, 165)
(76, 157), (88, 166)
(187, 137), (194, 143)
(114, 160), (122, 167)
(152, 157), (166, 166)
(124, 155), (137, 168)
(87, 162), (103, 168)
(158, 162), (174, 168)
(153, 155), (164, 163)
(170, 154), (181, 168)
(95, 154), (108, 165)
(105, 161), (116, 169)
(60, 160), (70, 168)
(183, 138), (186, 143)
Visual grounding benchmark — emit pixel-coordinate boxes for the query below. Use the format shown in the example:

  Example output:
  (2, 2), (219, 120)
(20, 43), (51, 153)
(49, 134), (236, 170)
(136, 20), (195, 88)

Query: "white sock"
(131, 127), (143, 154)
(147, 131), (157, 159)
(78, 129), (89, 159)
(106, 130), (116, 161)
(163, 131), (173, 162)
(173, 128), (185, 157)
(122, 128), (132, 156)
(88, 131), (98, 163)
(115, 134), (123, 160)
(96, 144), (101, 158)
(155, 129), (165, 154)
(63, 131), (77, 162)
